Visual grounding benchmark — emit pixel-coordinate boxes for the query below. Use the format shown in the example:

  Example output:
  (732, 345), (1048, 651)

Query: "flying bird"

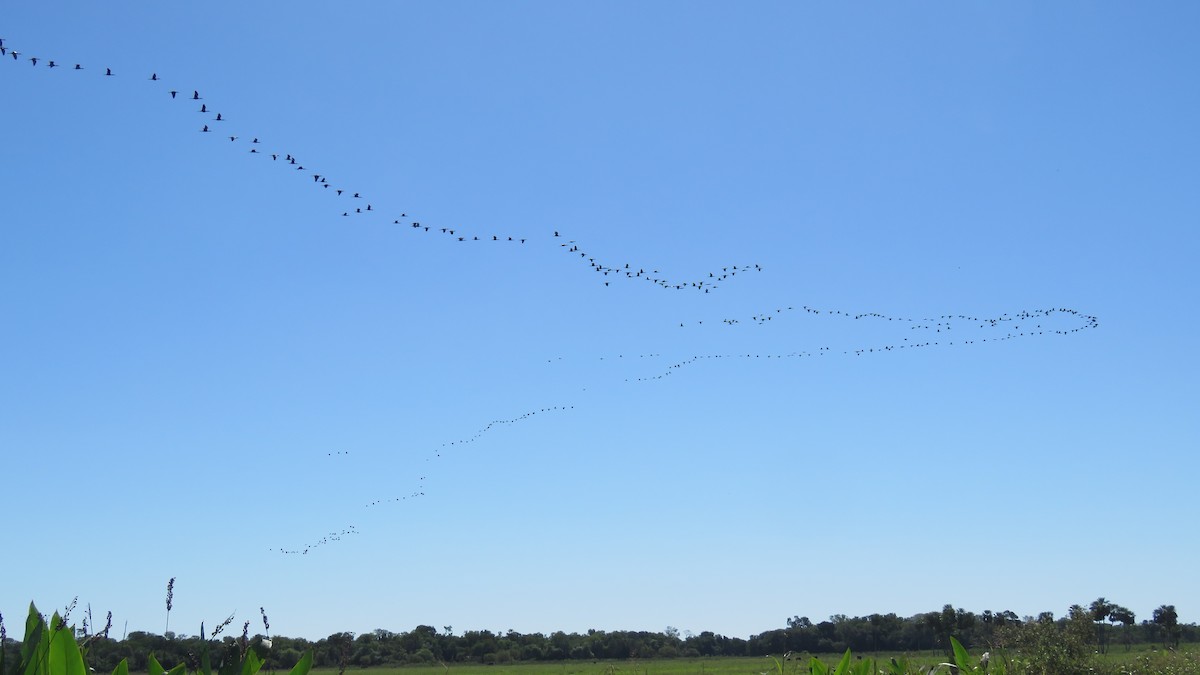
(105, 67), (113, 76)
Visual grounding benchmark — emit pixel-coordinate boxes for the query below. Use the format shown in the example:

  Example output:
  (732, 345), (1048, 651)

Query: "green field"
(302, 645), (1200, 675)
(311, 657), (909, 675)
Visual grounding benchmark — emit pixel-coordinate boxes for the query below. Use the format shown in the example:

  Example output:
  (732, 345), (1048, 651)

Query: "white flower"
(261, 639), (272, 650)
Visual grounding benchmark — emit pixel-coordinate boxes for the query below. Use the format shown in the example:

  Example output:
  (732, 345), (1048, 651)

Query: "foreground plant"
(1, 603), (312, 675)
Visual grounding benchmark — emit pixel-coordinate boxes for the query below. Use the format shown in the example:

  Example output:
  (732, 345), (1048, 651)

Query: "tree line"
(3, 599), (1192, 669)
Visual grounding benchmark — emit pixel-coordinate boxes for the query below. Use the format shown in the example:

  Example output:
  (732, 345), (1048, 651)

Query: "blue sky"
(2, 2), (1197, 641)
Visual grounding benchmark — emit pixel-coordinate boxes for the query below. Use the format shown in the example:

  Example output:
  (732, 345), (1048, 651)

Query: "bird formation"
(4, 36), (1101, 556)
(269, 525), (359, 556)
(557, 237), (763, 292)
(439, 405), (574, 451)
(1, 40), (759, 294)
(629, 307), (1098, 382)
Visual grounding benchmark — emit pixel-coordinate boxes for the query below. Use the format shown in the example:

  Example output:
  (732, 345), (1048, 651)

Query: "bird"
(228, 136), (237, 142)
(214, 113), (222, 121)
(105, 67), (113, 76)
(169, 90), (177, 98)
(201, 125), (211, 133)
(150, 73), (158, 81)
(74, 64), (82, 70)
(47, 60), (58, 68)
(192, 90), (201, 100)
(29, 56), (37, 66)
(200, 104), (207, 113)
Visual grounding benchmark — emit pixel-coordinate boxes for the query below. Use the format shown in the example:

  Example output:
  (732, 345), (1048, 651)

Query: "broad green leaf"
(23, 609), (52, 675)
(241, 648), (263, 675)
(810, 656), (829, 675)
(287, 650), (313, 675)
(165, 662), (187, 675)
(951, 636), (972, 672)
(831, 648), (852, 675)
(110, 659), (129, 675)
(47, 617), (86, 675)
(199, 649), (212, 675)
(21, 604), (45, 672)
(148, 654), (165, 675)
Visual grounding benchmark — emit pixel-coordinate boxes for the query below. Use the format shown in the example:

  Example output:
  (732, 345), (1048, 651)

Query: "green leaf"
(20, 604), (45, 675)
(147, 654), (165, 675)
(47, 617), (86, 675)
(286, 651), (313, 675)
(831, 648), (852, 675)
(165, 663), (187, 675)
(199, 649), (212, 675)
(809, 656), (829, 675)
(110, 659), (129, 675)
(951, 636), (972, 672)
(23, 608), (52, 675)
(240, 648), (263, 675)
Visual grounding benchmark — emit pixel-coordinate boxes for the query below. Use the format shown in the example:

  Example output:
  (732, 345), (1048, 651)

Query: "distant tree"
(1089, 597), (1115, 653)
(1108, 606), (1136, 651)
(1152, 605), (1180, 648)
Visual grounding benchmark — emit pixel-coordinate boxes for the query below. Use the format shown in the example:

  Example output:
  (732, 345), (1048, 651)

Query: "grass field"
(308, 655), (931, 675)
(301, 644), (1200, 675)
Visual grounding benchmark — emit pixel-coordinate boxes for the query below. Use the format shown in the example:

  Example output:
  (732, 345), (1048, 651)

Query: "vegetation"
(0, 603), (312, 675)
(3, 595), (1198, 675)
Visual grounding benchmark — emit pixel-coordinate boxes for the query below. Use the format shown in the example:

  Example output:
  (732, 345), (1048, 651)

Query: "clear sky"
(2, 2), (1197, 642)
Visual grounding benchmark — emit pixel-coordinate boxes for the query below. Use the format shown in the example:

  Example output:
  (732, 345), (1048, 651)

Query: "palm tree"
(1089, 597), (1115, 653)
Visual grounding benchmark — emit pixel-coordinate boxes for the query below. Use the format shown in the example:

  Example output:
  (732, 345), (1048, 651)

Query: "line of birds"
(1, 38), (759, 294)
(269, 525), (359, 556)
(628, 307), (1098, 382)
(557, 236), (763, 292)
(438, 405), (575, 451)
(5, 35), (1101, 557)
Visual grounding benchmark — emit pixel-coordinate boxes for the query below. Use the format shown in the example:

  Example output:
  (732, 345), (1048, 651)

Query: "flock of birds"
(270, 526), (359, 556)
(4, 36), (1099, 555)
